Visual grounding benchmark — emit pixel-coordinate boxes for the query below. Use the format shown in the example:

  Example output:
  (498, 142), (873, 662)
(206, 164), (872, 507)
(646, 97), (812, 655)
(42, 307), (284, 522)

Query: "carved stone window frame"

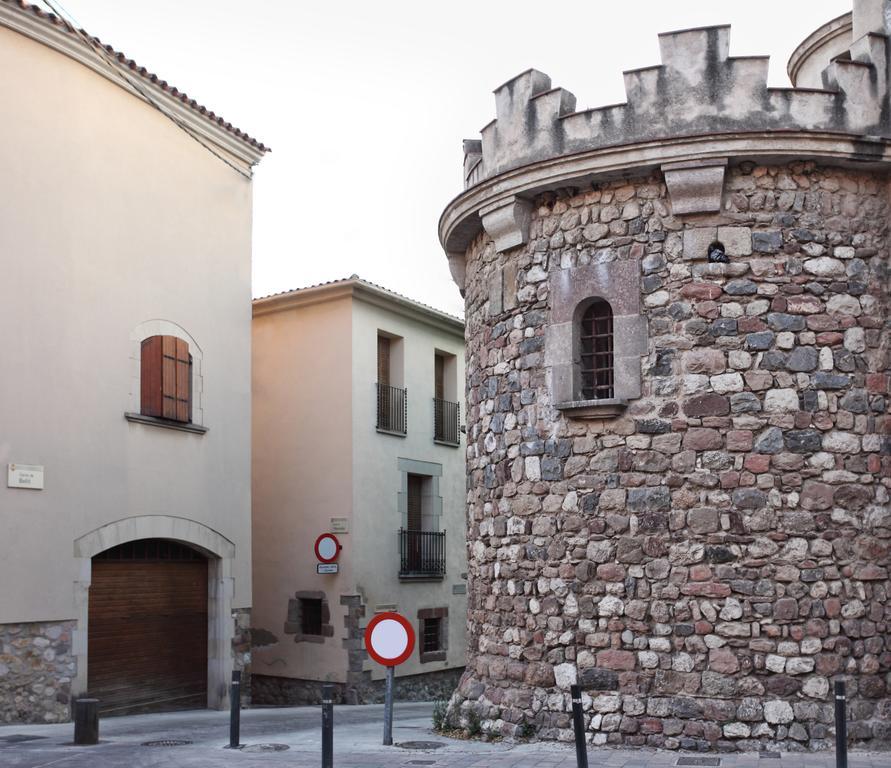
(546, 259), (647, 419)
(284, 590), (334, 644)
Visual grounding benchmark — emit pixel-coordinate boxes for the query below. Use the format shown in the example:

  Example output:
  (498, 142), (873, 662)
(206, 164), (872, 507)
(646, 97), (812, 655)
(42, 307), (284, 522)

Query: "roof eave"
(0, 1), (268, 167)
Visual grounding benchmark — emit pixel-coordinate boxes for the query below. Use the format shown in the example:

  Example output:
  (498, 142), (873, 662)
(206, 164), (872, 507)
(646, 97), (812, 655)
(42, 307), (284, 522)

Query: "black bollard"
(835, 679), (847, 768)
(570, 685), (588, 768)
(321, 683), (333, 768)
(229, 670), (242, 749)
(73, 698), (99, 745)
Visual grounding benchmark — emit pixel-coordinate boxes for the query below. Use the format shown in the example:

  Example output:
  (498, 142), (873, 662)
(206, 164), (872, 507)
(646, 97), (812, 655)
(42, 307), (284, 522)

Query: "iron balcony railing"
(398, 529), (446, 579)
(376, 383), (407, 435)
(433, 398), (460, 445)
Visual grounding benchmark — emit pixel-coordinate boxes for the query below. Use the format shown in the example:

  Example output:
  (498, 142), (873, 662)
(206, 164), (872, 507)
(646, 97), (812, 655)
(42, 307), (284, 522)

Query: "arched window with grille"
(579, 299), (614, 400)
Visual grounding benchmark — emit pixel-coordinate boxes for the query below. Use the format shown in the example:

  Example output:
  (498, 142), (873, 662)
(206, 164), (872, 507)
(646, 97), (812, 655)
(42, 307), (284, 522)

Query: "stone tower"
(438, 0), (890, 752)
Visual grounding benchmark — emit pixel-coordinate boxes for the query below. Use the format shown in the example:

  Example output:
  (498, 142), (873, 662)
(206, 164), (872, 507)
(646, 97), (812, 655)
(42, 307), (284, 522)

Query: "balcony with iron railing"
(433, 398), (461, 446)
(376, 382), (407, 436)
(398, 528), (446, 580)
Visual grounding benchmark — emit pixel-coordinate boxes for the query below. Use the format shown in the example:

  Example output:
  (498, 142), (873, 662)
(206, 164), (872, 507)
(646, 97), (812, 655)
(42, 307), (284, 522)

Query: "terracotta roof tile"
(3, 0), (269, 153)
(254, 275), (465, 325)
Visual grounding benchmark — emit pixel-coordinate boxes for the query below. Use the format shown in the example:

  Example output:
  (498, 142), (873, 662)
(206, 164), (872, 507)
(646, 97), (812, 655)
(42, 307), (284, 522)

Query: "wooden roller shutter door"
(88, 541), (208, 716)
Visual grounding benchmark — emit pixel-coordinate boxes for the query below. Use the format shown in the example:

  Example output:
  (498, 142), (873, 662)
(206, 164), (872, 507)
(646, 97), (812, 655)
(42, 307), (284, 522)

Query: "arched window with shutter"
(141, 335), (192, 423)
(579, 299), (614, 400)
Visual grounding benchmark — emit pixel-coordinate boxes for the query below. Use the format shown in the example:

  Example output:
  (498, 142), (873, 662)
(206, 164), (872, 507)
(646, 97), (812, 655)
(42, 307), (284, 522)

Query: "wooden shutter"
(377, 336), (390, 386)
(142, 335), (191, 423)
(175, 339), (190, 423)
(407, 474), (423, 531)
(140, 336), (163, 418)
(434, 355), (444, 400)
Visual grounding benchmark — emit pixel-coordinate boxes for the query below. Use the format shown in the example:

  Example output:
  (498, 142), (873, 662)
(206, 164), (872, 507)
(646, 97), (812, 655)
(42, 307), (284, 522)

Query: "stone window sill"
(376, 428), (406, 438)
(554, 398), (628, 419)
(124, 412), (208, 434)
(433, 438), (461, 448)
(419, 650), (447, 664)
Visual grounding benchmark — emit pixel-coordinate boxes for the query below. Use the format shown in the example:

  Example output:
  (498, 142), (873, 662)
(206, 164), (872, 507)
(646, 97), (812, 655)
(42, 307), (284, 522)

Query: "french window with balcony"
(398, 472), (445, 580)
(376, 332), (406, 435)
(432, 351), (460, 445)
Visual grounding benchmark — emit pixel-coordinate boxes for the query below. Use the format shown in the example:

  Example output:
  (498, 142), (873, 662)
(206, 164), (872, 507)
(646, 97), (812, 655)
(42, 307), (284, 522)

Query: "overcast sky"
(52, 0), (849, 317)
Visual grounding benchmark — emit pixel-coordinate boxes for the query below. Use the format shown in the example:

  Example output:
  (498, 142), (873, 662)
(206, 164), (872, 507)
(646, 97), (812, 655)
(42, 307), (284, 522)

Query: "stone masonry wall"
(252, 667), (464, 706)
(0, 621), (76, 723)
(453, 163), (891, 751)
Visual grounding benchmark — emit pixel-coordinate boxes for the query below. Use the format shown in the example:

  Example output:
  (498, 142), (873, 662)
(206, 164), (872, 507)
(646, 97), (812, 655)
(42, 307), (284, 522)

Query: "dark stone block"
(540, 457), (563, 481)
(786, 429), (822, 453)
(746, 331), (775, 351)
(786, 346), (818, 372)
(710, 318), (737, 337)
(753, 231), (783, 253)
(724, 279), (758, 295)
(579, 667), (619, 690)
(730, 392), (761, 413)
(813, 373), (851, 390)
(732, 488), (768, 510)
(635, 418), (672, 434)
(760, 350), (788, 370)
(767, 313), (806, 332)
(627, 486), (671, 513)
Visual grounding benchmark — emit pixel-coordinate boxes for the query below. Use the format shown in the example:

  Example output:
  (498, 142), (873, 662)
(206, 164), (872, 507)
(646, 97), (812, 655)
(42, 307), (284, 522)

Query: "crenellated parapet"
(440, 0), (891, 287)
(475, 20), (888, 186)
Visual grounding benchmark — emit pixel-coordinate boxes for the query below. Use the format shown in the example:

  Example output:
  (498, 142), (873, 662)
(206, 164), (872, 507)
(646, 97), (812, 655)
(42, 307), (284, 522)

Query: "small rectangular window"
(300, 598), (323, 636)
(422, 617), (442, 653)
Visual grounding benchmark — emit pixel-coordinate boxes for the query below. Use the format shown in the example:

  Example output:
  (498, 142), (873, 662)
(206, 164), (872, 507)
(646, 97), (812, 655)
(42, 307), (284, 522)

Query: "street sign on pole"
(364, 612), (415, 746)
(314, 533), (341, 564)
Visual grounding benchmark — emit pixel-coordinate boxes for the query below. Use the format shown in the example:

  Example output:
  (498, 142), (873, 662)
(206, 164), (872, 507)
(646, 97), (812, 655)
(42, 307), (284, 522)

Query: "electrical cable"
(39, 0), (255, 180)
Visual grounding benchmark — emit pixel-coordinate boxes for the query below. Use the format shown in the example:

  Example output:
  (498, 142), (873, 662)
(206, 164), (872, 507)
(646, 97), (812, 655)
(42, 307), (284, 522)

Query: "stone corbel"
(481, 196), (533, 253)
(662, 158), (728, 215)
(447, 251), (467, 296)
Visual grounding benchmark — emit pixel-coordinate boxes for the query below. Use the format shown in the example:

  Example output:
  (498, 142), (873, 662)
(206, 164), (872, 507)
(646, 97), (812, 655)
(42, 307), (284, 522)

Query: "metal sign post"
(321, 683), (334, 768)
(363, 612), (415, 747)
(383, 667), (396, 746)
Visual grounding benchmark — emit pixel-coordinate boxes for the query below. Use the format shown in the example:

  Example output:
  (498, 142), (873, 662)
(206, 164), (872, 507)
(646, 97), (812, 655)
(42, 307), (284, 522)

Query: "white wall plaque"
(8, 464), (44, 490)
(317, 563), (339, 574)
(330, 517), (349, 533)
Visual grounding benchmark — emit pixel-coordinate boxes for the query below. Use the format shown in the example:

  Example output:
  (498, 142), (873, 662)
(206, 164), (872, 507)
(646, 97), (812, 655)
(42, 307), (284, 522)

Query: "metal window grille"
(398, 529), (446, 578)
(433, 398), (460, 444)
(580, 299), (614, 399)
(93, 539), (204, 561)
(376, 383), (407, 434)
(300, 598), (323, 635)
(422, 618), (442, 653)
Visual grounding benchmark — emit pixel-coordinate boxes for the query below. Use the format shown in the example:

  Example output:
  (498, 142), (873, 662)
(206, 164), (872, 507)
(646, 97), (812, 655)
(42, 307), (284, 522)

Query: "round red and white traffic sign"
(314, 533), (341, 564)
(364, 612), (415, 667)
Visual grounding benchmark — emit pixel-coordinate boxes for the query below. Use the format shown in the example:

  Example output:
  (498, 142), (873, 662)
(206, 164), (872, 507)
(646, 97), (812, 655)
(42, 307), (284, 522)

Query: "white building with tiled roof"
(251, 276), (468, 704)
(0, 0), (267, 721)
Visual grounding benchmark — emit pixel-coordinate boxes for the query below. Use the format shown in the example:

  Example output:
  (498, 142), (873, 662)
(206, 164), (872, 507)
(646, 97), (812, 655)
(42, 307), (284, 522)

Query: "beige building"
(251, 277), (467, 704)
(0, 1), (266, 722)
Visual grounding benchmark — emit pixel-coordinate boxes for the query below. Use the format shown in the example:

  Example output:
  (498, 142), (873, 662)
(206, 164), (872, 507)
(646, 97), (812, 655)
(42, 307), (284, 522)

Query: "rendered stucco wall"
(0, 23), (255, 712)
(251, 296), (354, 685)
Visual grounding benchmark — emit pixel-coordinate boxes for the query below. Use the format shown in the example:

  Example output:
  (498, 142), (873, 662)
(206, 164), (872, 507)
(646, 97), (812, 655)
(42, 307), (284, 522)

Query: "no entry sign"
(314, 533), (341, 564)
(364, 612), (415, 667)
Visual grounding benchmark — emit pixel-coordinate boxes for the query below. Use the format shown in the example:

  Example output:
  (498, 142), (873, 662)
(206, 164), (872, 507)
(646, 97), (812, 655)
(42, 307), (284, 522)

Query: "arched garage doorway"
(88, 539), (208, 715)
(73, 516), (238, 713)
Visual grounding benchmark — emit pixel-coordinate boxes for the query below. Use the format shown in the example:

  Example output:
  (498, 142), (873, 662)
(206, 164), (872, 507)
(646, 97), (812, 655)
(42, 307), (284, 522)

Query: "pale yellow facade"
(252, 279), (467, 697)
(0, 2), (264, 719)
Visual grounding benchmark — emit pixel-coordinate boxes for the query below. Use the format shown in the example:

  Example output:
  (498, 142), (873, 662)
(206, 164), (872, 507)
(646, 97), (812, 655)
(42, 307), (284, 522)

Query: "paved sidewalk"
(0, 702), (889, 768)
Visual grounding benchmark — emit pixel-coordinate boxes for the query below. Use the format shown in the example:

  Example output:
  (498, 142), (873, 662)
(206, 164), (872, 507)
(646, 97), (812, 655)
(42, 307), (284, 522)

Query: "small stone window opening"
(300, 598), (323, 636)
(707, 240), (729, 263)
(422, 617), (442, 653)
(417, 607), (448, 663)
(579, 299), (614, 400)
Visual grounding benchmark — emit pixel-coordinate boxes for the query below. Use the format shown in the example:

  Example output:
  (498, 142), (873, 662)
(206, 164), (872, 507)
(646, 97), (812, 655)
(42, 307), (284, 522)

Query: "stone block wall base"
(251, 667), (465, 707)
(0, 620), (77, 724)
